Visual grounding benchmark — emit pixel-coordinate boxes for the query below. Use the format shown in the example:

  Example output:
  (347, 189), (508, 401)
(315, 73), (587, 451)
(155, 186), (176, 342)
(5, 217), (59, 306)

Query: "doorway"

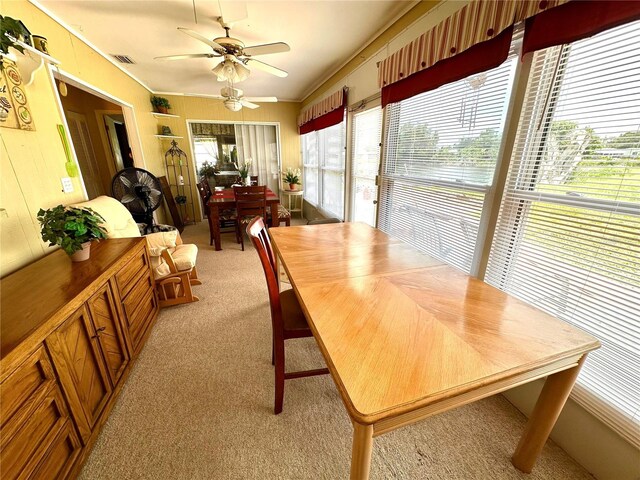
(57, 82), (132, 198)
(49, 68), (145, 201)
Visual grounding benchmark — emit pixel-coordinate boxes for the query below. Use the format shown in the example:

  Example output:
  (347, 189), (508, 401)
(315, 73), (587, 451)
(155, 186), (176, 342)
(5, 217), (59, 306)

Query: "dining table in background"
(207, 187), (281, 251)
(268, 222), (600, 480)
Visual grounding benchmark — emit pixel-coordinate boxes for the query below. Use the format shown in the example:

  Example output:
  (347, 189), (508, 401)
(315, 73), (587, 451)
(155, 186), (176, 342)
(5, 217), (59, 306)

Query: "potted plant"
(199, 161), (218, 181)
(235, 160), (252, 185)
(283, 167), (301, 191)
(0, 15), (25, 70)
(37, 205), (108, 262)
(150, 95), (171, 114)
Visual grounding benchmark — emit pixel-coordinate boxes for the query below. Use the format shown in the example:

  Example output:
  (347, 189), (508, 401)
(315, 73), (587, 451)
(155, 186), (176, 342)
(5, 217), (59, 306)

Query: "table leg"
(270, 202), (279, 228)
(350, 422), (373, 480)
(209, 204), (222, 251)
(512, 355), (586, 473)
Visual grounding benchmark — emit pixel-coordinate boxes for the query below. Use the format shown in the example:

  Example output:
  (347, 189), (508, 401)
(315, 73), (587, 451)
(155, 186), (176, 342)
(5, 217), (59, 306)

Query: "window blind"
(351, 106), (382, 226)
(486, 21), (640, 446)
(320, 122), (346, 219)
(302, 132), (319, 206)
(301, 121), (347, 218)
(379, 44), (518, 273)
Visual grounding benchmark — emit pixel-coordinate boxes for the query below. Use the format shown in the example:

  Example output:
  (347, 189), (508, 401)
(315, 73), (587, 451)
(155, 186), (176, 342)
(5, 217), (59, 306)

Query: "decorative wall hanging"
(0, 58), (35, 130)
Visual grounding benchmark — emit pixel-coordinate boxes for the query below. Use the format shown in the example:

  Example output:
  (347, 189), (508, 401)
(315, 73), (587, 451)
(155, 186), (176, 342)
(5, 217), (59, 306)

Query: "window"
(302, 121), (347, 218)
(485, 22), (640, 445)
(350, 106), (382, 226)
(379, 44), (518, 273)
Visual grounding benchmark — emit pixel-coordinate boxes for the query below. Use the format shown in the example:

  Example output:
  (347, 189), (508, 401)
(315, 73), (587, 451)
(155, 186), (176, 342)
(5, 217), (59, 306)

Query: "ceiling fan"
(215, 85), (277, 112)
(154, 17), (289, 81)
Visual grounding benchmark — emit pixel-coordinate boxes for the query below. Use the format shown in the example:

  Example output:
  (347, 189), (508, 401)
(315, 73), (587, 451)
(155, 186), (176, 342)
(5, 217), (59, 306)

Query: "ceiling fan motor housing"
(221, 86), (243, 99)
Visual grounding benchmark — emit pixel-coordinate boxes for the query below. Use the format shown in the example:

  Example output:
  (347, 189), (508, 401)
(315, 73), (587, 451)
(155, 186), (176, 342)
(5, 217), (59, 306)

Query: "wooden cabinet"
(46, 305), (113, 443)
(0, 238), (158, 479)
(0, 348), (81, 480)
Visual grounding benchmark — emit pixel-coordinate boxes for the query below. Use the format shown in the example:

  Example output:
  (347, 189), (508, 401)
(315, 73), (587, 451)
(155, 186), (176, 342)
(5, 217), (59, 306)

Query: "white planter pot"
(70, 242), (91, 262)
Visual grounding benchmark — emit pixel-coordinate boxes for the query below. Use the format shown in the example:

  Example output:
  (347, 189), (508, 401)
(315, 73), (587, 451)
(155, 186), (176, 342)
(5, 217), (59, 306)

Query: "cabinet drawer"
(1, 347), (56, 431)
(0, 388), (71, 480)
(116, 248), (149, 298)
(123, 273), (154, 319)
(127, 290), (158, 353)
(30, 420), (81, 480)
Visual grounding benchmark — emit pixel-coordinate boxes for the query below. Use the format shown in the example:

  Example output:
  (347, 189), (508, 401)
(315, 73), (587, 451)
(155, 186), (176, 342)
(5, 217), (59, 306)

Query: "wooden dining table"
(268, 222), (600, 479)
(207, 187), (280, 251)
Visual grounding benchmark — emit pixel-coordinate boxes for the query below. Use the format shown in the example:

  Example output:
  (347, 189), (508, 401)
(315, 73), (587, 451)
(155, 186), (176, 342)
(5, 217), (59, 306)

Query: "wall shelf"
(152, 112), (180, 118)
(154, 134), (183, 139)
(5, 34), (61, 86)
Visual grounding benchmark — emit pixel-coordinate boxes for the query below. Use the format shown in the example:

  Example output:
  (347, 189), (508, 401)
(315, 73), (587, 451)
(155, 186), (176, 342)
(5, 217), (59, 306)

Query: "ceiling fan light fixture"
(212, 59), (250, 83)
(223, 98), (243, 112)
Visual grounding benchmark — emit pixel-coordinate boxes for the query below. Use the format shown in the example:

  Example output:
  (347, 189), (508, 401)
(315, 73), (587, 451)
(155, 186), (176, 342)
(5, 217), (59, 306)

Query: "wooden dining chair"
(234, 185), (267, 251)
(246, 216), (329, 414)
(198, 180), (236, 246)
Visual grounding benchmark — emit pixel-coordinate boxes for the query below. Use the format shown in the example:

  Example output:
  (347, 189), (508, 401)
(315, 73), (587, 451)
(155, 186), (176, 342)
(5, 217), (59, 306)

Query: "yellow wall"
(156, 95), (301, 218)
(0, 0), (163, 276)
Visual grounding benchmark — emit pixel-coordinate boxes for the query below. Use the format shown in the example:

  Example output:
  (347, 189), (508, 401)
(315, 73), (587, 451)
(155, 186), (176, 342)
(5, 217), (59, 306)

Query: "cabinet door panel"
(0, 388), (71, 480)
(87, 284), (130, 387)
(46, 306), (112, 442)
(30, 420), (81, 480)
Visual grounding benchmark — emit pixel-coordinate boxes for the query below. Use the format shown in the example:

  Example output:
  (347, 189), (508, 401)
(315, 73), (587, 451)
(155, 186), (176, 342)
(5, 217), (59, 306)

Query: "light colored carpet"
(79, 220), (594, 480)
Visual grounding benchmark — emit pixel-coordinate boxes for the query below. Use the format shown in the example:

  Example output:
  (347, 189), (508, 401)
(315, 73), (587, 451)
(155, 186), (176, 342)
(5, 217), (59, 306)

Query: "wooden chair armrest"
(160, 248), (178, 274)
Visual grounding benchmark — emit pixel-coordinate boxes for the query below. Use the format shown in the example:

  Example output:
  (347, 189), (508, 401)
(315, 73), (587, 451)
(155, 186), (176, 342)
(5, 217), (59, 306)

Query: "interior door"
(350, 106), (382, 226)
(65, 111), (103, 200)
(103, 115), (125, 171)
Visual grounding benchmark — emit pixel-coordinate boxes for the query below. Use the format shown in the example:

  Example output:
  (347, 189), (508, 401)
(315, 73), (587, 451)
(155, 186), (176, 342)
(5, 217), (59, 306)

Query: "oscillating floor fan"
(111, 168), (163, 234)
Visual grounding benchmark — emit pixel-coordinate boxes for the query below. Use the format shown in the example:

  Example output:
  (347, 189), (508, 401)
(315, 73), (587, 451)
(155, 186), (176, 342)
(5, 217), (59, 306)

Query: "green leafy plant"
(0, 16), (25, 70)
(199, 161), (218, 178)
(283, 167), (301, 185)
(150, 95), (171, 110)
(37, 205), (108, 255)
(235, 160), (252, 179)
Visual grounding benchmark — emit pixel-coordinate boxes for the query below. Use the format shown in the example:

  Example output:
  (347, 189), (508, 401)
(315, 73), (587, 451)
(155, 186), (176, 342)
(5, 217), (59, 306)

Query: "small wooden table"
(281, 189), (304, 218)
(269, 223), (600, 479)
(207, 188), (280, 251)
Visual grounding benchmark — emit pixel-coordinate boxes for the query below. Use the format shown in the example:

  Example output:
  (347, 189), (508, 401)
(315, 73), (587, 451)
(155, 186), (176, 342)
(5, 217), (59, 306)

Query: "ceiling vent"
(111, 54), (136, 64)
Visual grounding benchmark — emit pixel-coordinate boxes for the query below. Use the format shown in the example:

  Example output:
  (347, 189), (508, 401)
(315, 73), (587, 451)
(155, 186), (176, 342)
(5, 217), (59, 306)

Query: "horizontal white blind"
(321, 122), (346, 219)
(351, 106), (382, 226)
(379, 45), (518, 272)
(486, 21), (640, 446)
(302, 132), (319, 206)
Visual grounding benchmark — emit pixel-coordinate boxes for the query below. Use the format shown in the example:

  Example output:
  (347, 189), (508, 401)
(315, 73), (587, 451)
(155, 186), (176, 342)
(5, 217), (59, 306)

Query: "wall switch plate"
(61, 177), (74, 193)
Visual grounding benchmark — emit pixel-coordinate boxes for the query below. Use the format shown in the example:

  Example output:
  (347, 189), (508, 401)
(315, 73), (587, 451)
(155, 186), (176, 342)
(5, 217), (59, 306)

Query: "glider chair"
(73, 196), (200, 308)
(246, 216), (329, 414)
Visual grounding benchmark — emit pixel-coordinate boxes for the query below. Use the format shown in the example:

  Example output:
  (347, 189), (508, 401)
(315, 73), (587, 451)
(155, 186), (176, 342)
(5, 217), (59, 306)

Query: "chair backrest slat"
(247, 217), (282, 331)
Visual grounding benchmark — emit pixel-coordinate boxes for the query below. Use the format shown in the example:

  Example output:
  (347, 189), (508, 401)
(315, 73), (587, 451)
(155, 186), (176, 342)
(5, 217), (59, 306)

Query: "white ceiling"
(38, 0), (413, 102)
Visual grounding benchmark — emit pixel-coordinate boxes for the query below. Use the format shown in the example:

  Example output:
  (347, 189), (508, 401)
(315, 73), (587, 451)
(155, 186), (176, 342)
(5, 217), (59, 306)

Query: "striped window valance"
(298, 89), (344, 127)
(378, 0), (568, 90)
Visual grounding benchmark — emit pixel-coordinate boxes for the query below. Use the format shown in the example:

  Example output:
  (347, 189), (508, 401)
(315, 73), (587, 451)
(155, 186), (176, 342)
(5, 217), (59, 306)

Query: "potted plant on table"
(283, 167), (301, 191)
(199, 161), (218, 185)
(37, 205), (108, 262)
(235, 160), (252, 186)
(150, 95), (171, 114)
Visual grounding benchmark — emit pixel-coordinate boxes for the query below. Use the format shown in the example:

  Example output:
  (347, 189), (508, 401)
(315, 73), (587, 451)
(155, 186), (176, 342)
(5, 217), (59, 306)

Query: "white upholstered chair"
(73, 196), (200, 307)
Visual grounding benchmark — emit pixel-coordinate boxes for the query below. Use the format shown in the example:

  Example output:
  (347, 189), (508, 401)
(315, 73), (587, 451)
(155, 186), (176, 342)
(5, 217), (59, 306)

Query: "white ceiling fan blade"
(242, 42), (290, 57)
(154, 53), (217, 61)
(240, 99), (260, 109)
(245, 58), (288, 78)
(178, 28), (225, 52)
(244, 96), (278, 103)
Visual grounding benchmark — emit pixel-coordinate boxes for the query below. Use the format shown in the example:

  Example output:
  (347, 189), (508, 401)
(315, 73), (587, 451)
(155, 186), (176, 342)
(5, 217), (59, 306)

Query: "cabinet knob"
(91, 326), (107, 339)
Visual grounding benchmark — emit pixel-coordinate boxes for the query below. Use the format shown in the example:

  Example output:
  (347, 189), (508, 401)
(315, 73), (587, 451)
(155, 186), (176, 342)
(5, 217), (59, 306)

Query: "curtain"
(235, 124), (280, 193)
